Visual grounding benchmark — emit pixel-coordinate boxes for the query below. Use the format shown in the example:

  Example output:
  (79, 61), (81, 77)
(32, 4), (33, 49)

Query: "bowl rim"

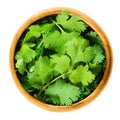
(9, 7), (113, 112)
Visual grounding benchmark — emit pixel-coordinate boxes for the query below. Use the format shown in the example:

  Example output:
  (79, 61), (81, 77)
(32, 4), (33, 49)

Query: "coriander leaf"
(45, 79), (81, 105)
(39, 23), (54, 34)
(15, 51), (26, 74)
(24, 42), (36, 47)
(66, 38), (93, 66)
(92, 44), (105, 64)
(86, 31), (103, 46)
(56, 10), (88, 32)
(79, 46), (94, 63)
(55, 31), (79, 54)
(27, 72), (42, 89)
(43, 30), (65, 54)
(27, 56), (53, 89)
(79, 85), (91, 100)
(43, 30), (61, 49)
(77, 36), (89, 51)
(65, 38), (78, 64)
(24, 23), (54, 42)
(89, 62), (103, 76)
(43, 22), (80, 54)
(61, 31), (79, 44)
(19, 75), (34, 92)
(20, 43), (36, 63)
(56, 10), (69, 24)
(69, 65), (95, 86)
(50, 54), (70, 74)
(24, 24), (41, 42)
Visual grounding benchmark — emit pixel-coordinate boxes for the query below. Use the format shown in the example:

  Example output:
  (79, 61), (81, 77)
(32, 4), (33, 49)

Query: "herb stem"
(38, 73), (68, 96)
(49, 17), (64, 33)
(36, 40), (43, 49)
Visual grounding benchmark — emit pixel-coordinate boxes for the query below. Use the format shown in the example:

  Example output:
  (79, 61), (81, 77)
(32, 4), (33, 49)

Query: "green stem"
(38, 71), (71, 96)
(36, 40), (43, 49)
(38, 74), (63, 96)
(49, 17), (64, 33)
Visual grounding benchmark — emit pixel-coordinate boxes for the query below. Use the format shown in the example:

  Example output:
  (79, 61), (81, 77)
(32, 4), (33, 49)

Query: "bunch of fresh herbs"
(15, 10), (106, 106)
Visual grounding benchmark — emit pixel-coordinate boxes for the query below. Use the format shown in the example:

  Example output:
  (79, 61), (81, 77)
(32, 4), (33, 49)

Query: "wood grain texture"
(9, 7), (113, 112)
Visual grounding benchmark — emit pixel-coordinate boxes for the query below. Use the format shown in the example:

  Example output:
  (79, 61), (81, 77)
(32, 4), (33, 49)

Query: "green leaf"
(66, 38), (93, 66)
(50, 54), (70, 74)
(20, 43), (36, 63)
(56, 10), (88, 32)
(43, 30), (61, 49)
(24, 23), (54, 42)
(40, 23), (54, 34)
(86, 31), (103, 46)
(24, 24), (41, 42)
(45, 79), (81, 105)
(15, 51), (26, 74)
(56, 10), (69, 24)
(27, 56), (53, 89)
(69, 65), (95, 86)
(27, 72), (42, 89)
(89, 62), (103, 76)
(92, 44), (105, 64)
(79, 46), (94, 63)
(19, 75), (34, 92)
(43, 30), (78, 55)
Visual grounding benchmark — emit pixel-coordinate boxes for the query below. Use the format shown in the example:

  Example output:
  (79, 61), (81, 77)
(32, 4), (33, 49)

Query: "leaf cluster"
(15, 10), (106, 106)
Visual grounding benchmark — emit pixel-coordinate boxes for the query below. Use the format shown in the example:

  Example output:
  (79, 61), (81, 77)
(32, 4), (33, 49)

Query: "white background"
(0, 0), (120, 119)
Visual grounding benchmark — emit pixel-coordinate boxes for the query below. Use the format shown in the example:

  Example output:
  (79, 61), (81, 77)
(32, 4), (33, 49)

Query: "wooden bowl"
(9, 7), (113, 112)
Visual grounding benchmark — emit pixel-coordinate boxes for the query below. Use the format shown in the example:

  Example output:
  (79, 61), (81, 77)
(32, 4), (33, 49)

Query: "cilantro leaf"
(24, 25), (41, 42)
(56, 10), (69, 24)
(27, 56), (53, 89)
(15, 52), (26, 75)
(56, 10), (88, 32)
(43, 30), (61, 50)
(92, 44), (105, 64)
(86, 31), (103, 46)
(43, 29), (79, 55)
(50, 54), (70, 74)
(19, 75), (35, 93)
(89, 63), (103, 76)
(15, 43), (36, 75)
(69, 65), (95, 86)
(79, 46), (94, 63)
(20, 43), (36, 63)
(27, 72), (43, 89)
(43, 30), (66, 55)
(24, 23), (54, 42)
(39, 23), (54, 34)
(66, 37), (93, 66)
(45, 79), (81, 105)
